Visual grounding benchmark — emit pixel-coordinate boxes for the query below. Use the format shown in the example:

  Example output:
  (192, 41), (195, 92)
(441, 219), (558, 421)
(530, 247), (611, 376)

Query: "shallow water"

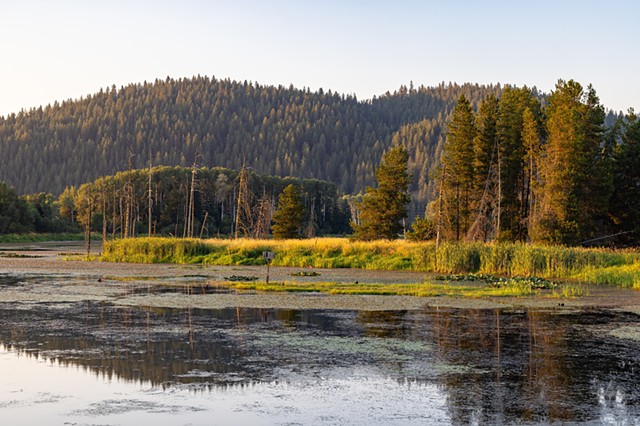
(1, 297), (640, 425)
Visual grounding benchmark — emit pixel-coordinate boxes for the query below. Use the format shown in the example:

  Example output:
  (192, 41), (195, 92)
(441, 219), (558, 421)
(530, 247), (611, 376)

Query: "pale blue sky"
(1, 0), (637, 116)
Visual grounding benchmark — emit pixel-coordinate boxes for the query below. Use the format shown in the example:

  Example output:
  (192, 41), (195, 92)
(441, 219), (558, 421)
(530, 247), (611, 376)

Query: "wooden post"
(263, 251), (275, 284)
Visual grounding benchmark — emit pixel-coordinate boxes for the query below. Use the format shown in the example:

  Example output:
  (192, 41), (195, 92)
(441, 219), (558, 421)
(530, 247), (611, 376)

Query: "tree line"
(433, 80), (640, 246)
(69, 165), (351, 239)
(0, 166), (351, 238)
(0, 182), (76, 234)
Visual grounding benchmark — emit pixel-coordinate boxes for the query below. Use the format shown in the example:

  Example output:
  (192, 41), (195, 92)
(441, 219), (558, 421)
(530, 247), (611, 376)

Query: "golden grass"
(100, 237), (640, 288)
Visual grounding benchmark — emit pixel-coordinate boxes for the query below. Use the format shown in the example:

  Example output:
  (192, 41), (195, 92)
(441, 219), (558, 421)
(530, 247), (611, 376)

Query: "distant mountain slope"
(0, 76), (502, 215)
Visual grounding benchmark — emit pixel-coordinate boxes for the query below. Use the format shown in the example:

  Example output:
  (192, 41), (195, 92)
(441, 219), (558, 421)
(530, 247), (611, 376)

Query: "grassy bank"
(100, 237), (640, 288)
(0, 233), (87, 243)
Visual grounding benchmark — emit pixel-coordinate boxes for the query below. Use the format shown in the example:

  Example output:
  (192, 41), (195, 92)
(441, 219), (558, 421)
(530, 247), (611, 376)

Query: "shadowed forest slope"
(0, 76), (504, 217)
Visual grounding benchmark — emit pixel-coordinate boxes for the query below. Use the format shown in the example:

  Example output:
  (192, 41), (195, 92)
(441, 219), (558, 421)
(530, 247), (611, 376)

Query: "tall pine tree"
(352, 145), (411, 240)
(521, 106), (543, 237)
(440, 95), (476, 240)
(609, 109), (640, 245)
(495, 86), (541, 241)
(532, 80), (609, 244)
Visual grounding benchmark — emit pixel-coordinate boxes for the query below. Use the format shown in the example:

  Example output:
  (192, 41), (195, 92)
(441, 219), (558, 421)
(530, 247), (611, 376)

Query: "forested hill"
(0, 76), (502, 214)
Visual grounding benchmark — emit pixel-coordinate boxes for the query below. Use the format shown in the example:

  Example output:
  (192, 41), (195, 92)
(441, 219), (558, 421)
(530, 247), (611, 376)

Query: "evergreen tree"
(521, 107), (542, 237)
(406, 215), (436, 241)
(440, 95), (476, 240)
(495, 86), (541, 241)
(580, 85), (612, 236)
(467, 94), (499, 241)
(352, 145), (411, 240)
(610, 109), (640, 245)
(532, 80), (609, 244)
(271, 184), (305, 239)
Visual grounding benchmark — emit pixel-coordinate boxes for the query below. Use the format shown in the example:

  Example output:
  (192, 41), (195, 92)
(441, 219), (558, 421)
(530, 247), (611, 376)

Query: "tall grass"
(101, 237), (640, 287)
(573, 264), (640, 289)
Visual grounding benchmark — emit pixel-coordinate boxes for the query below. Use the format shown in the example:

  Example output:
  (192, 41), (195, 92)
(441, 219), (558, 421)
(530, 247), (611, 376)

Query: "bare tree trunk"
(102, 186), (106, 244)
(436, 164), (445, 251)
(119, 193), (124, 239)
(112, 190), (117, 239)
(124, 152), (134, 239)
(182, 177), (189, 238)
(200, 211), (209, 239)
(496, 149), (502, 241)
(528, 150), (535, 239)
(188, 166), (196, 238)
(234, 163), (254, 239)
(148, 162), (153, 238)
(455, 184), (460, 241)
(85, 191), (92, 259)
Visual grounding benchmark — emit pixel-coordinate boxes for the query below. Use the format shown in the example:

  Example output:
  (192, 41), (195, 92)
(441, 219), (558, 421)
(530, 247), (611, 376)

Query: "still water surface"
(1, 300), (640, 425)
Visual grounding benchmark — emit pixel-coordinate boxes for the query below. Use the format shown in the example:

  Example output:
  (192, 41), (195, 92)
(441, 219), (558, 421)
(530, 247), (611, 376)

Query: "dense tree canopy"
(0, 182), (32, 234)
(0, 182), (75, 234)
(609, 109), (640, 245)
(435, 79), (637, 246)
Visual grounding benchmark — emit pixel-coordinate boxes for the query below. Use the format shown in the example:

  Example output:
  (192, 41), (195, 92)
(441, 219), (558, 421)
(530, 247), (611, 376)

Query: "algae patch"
(609, 326), (640, 341)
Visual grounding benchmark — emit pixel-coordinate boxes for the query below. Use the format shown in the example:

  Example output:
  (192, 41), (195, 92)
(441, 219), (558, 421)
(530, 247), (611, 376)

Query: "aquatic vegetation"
(289, 271), (321, 277)
(224, 275), (259, 282)
(551, 283), (589, 298)
(434, 273), (557, 290)
(214, 279), (537, 298)
(0, 252), (40, 258)
(609, 326), (640, 341)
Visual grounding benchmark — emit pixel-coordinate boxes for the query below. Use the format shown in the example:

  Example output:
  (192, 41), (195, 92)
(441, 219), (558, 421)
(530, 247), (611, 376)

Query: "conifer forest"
(0, 76), (638, 245)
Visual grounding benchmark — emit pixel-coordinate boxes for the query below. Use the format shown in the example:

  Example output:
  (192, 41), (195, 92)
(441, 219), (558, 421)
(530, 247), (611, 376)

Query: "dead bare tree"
(234, 162), (255, 239)
(252, 193), (273, 238)
(123, 152), (135, 238)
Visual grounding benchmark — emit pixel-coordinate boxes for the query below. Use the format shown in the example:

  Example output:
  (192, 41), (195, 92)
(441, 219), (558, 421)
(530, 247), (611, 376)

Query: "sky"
(0, 0), (638, 116)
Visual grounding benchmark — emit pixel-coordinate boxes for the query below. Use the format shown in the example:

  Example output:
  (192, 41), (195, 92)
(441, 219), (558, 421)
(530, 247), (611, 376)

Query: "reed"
(100, 237), (640, 288)
(573, 263), (640, 289)
(551, 283), (590, 298)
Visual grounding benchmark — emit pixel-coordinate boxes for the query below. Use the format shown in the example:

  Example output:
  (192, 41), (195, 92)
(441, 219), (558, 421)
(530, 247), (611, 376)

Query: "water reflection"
(1, 302), (639, 424)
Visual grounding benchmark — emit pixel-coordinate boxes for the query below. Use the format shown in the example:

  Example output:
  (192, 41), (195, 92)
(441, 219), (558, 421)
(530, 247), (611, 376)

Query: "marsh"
(1, 242), (640, 425)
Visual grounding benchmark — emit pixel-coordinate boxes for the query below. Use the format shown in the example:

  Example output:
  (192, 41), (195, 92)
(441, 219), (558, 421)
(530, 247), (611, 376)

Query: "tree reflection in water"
(0, 302), (639, 424)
